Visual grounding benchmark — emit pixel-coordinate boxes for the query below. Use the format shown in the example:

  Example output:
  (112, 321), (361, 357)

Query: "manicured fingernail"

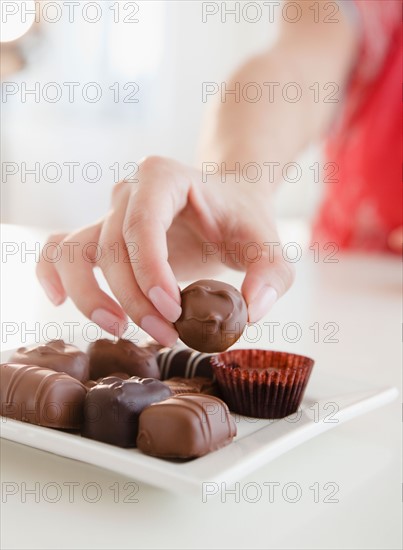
(148, 286), (182, 323)
(141, 315), (178, 347)
(248, 286), (278, 323)
(39, 278), (64, 306)
(91, 308), (126, 337)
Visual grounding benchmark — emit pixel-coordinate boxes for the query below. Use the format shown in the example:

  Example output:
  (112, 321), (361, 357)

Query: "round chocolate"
(174, 279), (247, 353)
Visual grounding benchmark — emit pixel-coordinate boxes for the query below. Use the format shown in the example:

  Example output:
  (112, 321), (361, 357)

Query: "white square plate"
(1, 347), (397, 494)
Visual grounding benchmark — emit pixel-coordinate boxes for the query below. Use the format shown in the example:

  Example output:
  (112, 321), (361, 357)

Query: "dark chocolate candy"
(0, 363), (86, 429)
(156, 347), (214, 380)
(87, 338), (160, 380)
(137, 394), (237, 458)
(163, 377), (219, 396)
(84, 372), (130, 391)
(82, 376), (172, 447)
(9, 340), (89, 383)
(175, 280), (247, 353)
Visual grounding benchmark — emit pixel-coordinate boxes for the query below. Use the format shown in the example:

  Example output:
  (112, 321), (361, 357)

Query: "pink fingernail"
(39, 278), (64, 306)
(141, 315), (178, 347)
(91, 309), (126, 337)
(248, 286), (278, 323)
(148, 286), (182, 323)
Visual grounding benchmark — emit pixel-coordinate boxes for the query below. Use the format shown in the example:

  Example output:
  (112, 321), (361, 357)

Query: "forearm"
(199, 0), (358, 186)
(199, 51), (314, 171)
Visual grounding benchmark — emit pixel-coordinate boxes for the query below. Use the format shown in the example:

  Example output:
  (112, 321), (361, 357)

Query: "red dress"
(313, 0), (402, 252)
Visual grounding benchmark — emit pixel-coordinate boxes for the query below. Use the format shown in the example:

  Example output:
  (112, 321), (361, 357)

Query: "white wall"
(1, 1), (322, 231)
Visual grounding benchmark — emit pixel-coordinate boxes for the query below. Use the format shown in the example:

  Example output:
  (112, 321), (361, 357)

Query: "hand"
(37, 156), (295, 346)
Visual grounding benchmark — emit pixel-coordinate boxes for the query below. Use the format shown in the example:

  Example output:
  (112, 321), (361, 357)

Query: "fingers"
(122, 156), (192, 323)
(36, 233), (68, 305)
(38, 224), (128, 336)
(98, 214), (179, 347)
(241, 242), (295, 323)
(36, 154), (216, 344)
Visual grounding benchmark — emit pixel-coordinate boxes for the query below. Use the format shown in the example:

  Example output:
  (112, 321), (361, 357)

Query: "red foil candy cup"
(210, 349), (314, 419)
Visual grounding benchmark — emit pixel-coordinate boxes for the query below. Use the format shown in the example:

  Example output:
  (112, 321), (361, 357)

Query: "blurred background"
(1, 0), (321, 232)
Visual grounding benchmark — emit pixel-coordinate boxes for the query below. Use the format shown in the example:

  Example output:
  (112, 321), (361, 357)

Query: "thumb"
(241, 243), (295, 323)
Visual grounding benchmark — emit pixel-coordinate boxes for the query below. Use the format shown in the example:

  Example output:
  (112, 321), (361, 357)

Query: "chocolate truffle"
(82, 376), (172, 447)
(87, 338), (160, 380)
(137, 394), (237, 458)
(0, 363), (86, 429)
(9, 340), (89, 383)
(175, 280), (247, 353)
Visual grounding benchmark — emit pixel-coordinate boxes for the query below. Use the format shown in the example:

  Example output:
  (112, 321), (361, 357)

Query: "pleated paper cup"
(210, 349), (314, 419)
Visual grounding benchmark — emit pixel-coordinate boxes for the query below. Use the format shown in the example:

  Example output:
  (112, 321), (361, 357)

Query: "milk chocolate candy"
(137, 394), (237, 458)
(87, 338), (160, 380)
(175, 280), (248, 353)
(163, 377), (219, 396)
(0, 363), (86, 429)
(157, 347), (214, 380)
(82, 376), (173, 447)
(9, 340), (90, 383)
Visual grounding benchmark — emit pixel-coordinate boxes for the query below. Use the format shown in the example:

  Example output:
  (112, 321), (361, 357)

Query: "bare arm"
(200, 0), (358, 177)
(37, 2), (360, 345)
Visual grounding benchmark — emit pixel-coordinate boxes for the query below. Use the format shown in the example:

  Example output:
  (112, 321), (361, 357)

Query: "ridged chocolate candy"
(137, 394), (237, 458)
(0, 363), (86, 429)
(9, 340), (89, 382)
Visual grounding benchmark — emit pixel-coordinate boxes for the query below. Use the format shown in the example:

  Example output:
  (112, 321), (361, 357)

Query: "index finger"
(122, 156), (192, 323)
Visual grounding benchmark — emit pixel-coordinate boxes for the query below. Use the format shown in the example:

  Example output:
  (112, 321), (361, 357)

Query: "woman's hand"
(36, 156), (295, 346)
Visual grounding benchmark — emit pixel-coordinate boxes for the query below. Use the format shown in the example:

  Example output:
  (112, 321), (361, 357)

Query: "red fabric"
(313, 0), (402, 252)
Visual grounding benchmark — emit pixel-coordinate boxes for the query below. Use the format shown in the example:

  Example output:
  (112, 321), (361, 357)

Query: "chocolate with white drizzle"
(156, 346), (214, 380)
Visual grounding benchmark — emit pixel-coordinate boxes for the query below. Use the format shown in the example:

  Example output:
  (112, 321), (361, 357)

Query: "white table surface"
(0, 223), (401, 550)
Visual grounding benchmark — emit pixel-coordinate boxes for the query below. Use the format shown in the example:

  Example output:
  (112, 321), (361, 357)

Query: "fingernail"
(248, 286), (278, 323)
(148, 286), (182, 323)
(91, 308), (126, 337)
(39, 278), (64, 306)
(141, 315), (178, 347)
